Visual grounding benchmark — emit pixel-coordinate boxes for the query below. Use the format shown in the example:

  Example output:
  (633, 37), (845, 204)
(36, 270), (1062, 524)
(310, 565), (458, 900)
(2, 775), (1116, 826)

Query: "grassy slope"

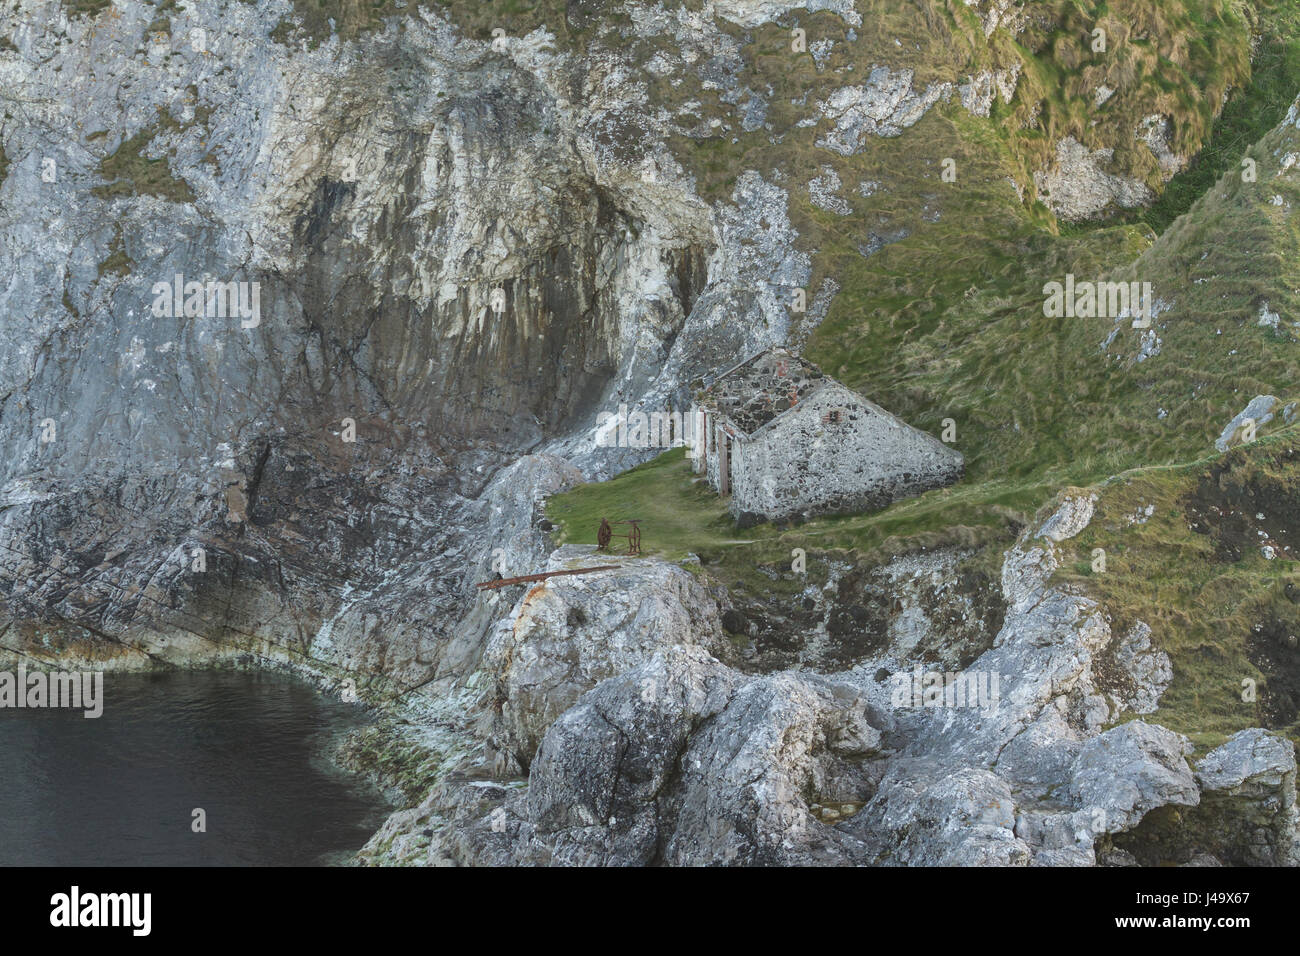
(548, 2), (1300, 746)
(1056, 432), (1300, 751)
(1047, 78), (1300, 749)
(552, 2), (1290, 530)
(1124, 1), (1300, 233)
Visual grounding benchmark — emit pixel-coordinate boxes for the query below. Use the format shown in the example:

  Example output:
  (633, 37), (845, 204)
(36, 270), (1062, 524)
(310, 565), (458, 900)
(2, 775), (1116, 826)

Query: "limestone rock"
(481, 548), (728, 766)
(1109, 622), (1172, 716)
(437, 644), (892, 865)
(1069, 722), (1199, 834)
(816, 68), (954, 153)
(1190, 729), (1300, 866)
(1033, 137), (1153, 221)
(1215, 395), (1279, 452)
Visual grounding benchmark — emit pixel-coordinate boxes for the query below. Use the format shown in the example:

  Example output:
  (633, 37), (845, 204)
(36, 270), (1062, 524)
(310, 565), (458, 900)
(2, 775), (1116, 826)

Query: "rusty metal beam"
(475, 565), (621, 591)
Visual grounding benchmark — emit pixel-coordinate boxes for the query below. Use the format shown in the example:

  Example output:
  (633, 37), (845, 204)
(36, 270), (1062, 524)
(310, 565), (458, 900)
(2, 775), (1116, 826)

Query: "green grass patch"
(547, 447), (1032, 592)
(92, 108), (198, 204)
(60, 0), (113, 18)
(547, 448), (756, 563)
(1123, 0), (1300, 233)
(97, 227), (132, 279)
(1056, 431), (1300, 749)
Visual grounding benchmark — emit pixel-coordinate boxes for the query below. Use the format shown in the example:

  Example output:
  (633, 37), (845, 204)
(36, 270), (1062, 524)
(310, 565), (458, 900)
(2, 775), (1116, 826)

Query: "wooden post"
(718, 427), (729, 495)
(691, 407), (706, 471)
(730, 437), (741, 499)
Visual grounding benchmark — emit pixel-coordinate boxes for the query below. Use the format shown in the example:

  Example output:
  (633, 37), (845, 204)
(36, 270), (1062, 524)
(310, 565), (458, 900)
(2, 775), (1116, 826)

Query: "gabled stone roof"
(700, 347), (828, 436)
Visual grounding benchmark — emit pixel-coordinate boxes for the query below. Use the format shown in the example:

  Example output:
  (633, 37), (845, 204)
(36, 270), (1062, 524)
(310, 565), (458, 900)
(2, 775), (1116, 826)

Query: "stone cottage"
(691, 348), (962, 525)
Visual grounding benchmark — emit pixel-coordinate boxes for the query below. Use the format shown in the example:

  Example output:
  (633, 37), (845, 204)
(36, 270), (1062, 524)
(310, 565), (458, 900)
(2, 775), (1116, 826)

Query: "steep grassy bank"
(549, 2), (1300, 749)
(1057, 429), (1300, 750)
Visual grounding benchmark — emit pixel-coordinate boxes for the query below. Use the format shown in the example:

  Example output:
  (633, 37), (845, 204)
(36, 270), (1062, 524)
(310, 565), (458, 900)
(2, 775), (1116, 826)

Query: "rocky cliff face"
(0, 0), (795, 684)
(1, 0), (1296, 867)
(365, 496), (1300, 866)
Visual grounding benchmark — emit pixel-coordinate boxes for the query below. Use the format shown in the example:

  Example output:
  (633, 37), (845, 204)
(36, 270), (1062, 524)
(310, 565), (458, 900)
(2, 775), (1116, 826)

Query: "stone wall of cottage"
(727, 383), (963, 525)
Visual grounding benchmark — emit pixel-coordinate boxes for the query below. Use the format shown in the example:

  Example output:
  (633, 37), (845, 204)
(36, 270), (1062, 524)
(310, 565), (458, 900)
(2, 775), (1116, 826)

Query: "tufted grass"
(550, 1), (1300, 750)
(92, 110), (197, 203)
(1056, 429), (1300, 751)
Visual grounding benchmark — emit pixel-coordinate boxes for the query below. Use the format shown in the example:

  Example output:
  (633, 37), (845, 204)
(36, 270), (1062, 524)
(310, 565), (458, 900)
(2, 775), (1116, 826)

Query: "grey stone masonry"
(695, 348), (962, 524)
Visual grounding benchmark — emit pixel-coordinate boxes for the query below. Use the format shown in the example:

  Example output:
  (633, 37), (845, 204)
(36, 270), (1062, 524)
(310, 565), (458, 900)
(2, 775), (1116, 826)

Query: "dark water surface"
(0, 669), (391, 866)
